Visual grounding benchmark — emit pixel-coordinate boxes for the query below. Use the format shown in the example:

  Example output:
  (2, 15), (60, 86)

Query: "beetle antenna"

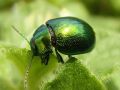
(11, 25), (30, 45)
(24, 55), (34, 90)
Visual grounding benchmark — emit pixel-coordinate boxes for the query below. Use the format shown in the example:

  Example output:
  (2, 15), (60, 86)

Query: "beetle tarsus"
(68, 55), (72, 59)
(40, 53), (50, 65)
(44, 54), (49, 65)
(55, 49), (64, 64)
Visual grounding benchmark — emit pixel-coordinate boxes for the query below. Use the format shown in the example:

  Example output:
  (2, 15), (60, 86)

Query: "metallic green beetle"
(12, 17), (95, 89)
(30, 17), (95, 65)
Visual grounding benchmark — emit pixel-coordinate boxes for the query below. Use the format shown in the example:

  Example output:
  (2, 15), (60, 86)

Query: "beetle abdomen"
(56, 29), (95, 55)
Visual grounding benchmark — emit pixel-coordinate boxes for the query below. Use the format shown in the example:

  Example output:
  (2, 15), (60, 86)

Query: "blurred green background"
(0, 0), (120, 90)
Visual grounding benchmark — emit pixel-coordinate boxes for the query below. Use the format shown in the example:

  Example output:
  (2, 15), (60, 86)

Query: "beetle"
(12, 17), (95, 89)
(30, 17), (95, 65)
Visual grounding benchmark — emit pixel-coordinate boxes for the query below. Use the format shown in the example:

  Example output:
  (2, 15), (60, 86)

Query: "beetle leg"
(44, 53), (50, 65)
(40, 53), (49, 65)
(55, 49), (64, 63)
(40, 54), (44, 63)
(68, 55), (72, 59)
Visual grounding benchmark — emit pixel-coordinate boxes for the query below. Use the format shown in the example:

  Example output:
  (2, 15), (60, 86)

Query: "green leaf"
(42, 57), (106, 90)
(102, 66), (120, 90)
(0, 43), (58, 90)
(0, 43), (30, 90)
(0, 43), (106, 90)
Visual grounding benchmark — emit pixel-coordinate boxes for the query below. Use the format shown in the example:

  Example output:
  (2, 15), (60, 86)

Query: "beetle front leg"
(68, 55), (72, 59)
(40, 53), (50, 65)
(44, 54), (49, 65)
(55, 49), (64, 63)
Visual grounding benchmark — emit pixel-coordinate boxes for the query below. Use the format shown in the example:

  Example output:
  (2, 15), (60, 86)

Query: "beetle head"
(30, 38), (38, 56)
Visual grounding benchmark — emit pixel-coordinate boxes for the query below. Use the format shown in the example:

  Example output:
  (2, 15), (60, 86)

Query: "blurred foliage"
(0, 0), (33, 10)
(0, 0), (120, 90)
(80, 0), (120, 16)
